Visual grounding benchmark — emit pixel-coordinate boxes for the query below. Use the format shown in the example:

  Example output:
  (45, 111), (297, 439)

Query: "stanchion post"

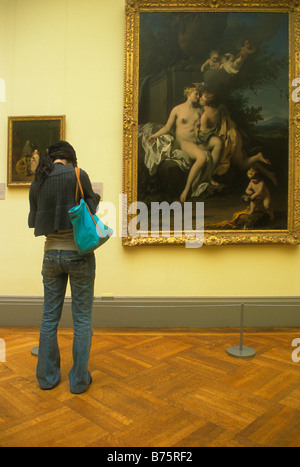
(227, 303), (256, 358)
(240, 303), (244, 351)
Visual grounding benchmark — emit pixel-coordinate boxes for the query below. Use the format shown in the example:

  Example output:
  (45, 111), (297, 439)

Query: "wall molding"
(0, 296), (300, 328)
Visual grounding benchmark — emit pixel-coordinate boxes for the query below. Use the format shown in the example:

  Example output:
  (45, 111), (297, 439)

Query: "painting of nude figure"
(123, 1), (300, 246)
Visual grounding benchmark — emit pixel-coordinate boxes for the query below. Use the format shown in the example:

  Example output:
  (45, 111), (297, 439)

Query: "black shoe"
(71, 376), (92, 395)
(40, 379), (60, 390)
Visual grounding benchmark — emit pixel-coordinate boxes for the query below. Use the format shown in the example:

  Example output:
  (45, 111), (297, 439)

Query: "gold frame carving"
(123, 0), (300, 246)
(8, 115), (65, 188)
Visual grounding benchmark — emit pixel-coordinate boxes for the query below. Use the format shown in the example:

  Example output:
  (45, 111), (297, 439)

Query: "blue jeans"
(37, 250), (96, 393)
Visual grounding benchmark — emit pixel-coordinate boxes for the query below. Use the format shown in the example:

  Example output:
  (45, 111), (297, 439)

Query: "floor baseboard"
(0, 296), (300, 328)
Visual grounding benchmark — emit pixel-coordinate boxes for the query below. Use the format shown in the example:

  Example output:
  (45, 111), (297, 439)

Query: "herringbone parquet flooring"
(0, 326), (300, 447)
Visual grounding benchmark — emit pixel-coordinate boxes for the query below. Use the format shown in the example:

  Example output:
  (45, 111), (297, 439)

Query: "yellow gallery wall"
(0, 0), (299, 299)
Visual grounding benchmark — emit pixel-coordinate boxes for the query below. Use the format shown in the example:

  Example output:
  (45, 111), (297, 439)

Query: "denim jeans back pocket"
(42, 253), (60, 277)
(64, 256), (90, 278)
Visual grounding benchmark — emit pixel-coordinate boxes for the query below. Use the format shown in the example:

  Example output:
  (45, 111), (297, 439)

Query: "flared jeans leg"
(37, 253), (68, 389)
(68, 254), (95, 394)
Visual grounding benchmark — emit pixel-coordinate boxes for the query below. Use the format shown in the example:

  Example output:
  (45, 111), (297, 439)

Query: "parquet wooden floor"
(0, 326), (300, 447)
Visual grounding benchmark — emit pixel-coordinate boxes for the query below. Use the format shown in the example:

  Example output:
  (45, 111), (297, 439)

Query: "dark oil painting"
(137, 12), (289, 231)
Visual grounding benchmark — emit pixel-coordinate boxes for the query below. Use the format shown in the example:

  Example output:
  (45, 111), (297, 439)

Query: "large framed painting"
(122, 0), (300, 246)
(7, 115), (65, 187)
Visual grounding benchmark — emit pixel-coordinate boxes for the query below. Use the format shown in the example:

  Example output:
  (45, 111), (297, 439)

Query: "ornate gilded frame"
(7, 115), (65, 187)
(123, 0), (300, 246)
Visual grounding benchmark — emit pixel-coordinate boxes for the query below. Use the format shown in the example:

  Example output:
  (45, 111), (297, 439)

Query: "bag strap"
(75, 167), (84, 204)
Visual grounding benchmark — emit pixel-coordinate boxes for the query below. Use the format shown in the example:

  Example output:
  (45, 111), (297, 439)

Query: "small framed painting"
(7, 115), (65, 187)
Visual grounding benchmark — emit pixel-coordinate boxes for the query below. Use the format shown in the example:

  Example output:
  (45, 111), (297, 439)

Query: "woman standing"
(28, 141), (100, 394)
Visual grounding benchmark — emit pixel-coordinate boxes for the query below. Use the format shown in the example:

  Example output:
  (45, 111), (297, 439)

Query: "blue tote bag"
(69, 167), (113, 255)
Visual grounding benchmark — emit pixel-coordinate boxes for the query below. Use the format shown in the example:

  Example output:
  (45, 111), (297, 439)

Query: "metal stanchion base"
(31, 346), (39, 357)
(227, 346), (256, 358)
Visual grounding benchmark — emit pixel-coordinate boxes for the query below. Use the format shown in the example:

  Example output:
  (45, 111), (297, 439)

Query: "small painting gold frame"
(123, 0), (300, 246)
(8, 115), (65, 187)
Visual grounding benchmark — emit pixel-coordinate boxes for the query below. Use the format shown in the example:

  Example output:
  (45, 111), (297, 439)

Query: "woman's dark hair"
(48, 141), (78, 166)
(34, 141), (77, 190)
